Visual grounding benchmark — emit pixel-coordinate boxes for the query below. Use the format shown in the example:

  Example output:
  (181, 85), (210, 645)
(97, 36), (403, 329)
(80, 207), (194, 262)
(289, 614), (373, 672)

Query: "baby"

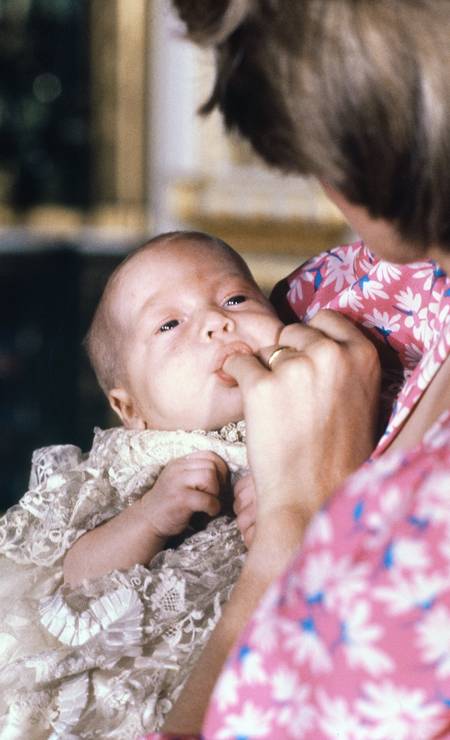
(65, 230), (283, 585)
(0, 231), (284, 738)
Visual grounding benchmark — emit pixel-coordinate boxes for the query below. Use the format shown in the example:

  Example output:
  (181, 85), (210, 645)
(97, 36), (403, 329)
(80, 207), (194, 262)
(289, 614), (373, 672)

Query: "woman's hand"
(233, 474), (257, 548)
(161, 311), (381, 735)
(224, 309), (380, 530)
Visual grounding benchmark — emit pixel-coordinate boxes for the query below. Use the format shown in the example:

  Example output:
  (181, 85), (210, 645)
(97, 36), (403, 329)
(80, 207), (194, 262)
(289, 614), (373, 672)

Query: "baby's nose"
(202, 309), (235, 339)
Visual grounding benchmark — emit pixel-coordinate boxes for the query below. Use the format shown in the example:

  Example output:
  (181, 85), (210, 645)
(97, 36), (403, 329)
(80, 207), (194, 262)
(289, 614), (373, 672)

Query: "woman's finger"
(233, 488), (253, 515)
(222, 352), (268, 389)
(259, 344), (298, 370)
(243, 523), (255, 548)
(236, 504), (256, 533)
(307, 308), (369, 344)
(308, 309), (380, 367)
(276, 322), (329, 353)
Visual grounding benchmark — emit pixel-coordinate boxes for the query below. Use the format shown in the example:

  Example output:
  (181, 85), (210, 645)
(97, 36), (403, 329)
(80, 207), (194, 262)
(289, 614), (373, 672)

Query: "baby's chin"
(197, 408), (245, 433)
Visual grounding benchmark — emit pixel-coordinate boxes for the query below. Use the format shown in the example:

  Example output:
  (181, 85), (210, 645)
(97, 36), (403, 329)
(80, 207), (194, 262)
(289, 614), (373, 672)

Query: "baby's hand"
(140, 451), (228, 541)
(233, 473), (256, 548)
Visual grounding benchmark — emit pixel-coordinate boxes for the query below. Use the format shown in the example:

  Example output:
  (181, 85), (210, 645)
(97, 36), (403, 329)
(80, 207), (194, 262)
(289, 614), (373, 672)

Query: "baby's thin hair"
(84, 230), (255, 395)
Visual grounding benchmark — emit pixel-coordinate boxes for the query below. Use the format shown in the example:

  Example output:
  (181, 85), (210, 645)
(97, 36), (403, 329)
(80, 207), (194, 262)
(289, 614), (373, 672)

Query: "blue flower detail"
(300, 616), (316, 633)
(306, 265), (324, 290)
(306, 591), (324, 605)
(441, 695), (450, 708)
(238, 645), (251, 662)
(374, 325), (392, 341)
(394, 305), (414, 317)
(383, 542), (394, 569)
(339, 621), (350, 644)
(408, 514), (429, 530)
(353, 273), (370, 291)
(431, 266), (446, 290)
(327, 249), (344, 263)
(444, 288), (450, 297)
(353, 500), (364, 523)
(418, 596), (435, 611)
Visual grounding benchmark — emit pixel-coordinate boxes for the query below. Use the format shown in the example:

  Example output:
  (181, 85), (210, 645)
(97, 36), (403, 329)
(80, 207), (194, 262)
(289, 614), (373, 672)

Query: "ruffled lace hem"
(0, 423), (248, 737)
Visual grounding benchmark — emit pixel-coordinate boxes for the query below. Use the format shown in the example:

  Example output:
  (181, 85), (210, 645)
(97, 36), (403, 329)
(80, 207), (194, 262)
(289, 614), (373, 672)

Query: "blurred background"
(0, 0), (350, 509)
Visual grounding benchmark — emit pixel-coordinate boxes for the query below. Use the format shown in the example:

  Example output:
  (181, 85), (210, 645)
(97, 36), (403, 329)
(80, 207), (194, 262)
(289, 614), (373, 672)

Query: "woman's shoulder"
(270, 240), (370, 320)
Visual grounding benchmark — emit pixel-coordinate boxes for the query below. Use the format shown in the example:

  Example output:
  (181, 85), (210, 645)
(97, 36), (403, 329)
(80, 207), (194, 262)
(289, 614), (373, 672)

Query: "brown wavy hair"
(173, 0), (450, 251)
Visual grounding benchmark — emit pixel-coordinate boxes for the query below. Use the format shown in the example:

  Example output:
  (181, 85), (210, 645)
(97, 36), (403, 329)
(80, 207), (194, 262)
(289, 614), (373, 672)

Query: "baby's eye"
(224, 294), (247, 306)
(159, 319), (180, 332)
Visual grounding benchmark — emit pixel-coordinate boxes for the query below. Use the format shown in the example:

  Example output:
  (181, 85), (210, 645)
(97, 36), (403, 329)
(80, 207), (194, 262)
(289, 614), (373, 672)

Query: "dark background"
(1, 245), (124, 509)
(0, 1), (123, 509)
(0, 0), (89, 212)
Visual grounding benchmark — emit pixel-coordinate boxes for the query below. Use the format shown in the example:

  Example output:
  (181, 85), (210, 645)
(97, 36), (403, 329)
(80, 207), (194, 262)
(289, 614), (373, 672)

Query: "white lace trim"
(0, 423), (247, 736)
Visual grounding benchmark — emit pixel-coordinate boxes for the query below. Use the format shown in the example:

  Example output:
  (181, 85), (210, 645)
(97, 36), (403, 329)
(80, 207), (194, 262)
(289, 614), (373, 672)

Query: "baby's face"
(110, 240), (284, 431)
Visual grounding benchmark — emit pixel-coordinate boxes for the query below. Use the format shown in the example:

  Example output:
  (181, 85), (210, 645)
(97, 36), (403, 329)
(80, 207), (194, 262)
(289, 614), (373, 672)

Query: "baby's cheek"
(262, 315), (285, 345)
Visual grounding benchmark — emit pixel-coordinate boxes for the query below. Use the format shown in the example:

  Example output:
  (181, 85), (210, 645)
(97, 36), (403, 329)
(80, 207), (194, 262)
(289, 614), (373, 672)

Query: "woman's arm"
(162, 508), (307, 732)
(161, 310), (381, 732)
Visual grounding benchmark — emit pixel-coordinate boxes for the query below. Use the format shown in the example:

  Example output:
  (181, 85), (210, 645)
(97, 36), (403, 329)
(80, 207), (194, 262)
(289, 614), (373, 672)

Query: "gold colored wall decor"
(153, 27), (350, 262)
(89, 0), (149, 232)
(0, 0), (150, 236)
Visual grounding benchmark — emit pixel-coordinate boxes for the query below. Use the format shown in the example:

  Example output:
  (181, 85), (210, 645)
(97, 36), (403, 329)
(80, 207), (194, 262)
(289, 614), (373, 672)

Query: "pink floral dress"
(143, 242), (450, 739)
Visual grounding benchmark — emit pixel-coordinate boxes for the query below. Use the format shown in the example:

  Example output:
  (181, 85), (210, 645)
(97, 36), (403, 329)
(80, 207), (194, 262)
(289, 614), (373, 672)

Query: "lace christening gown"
(0, 423), (248, 738)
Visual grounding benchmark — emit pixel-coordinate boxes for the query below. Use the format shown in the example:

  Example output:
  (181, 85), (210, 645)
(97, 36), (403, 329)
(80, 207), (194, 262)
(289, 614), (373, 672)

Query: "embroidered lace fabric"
(0, 422), (248, 738)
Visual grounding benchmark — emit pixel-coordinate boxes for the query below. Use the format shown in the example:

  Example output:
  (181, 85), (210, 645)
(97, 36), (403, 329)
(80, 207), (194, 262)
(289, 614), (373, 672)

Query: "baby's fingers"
(178, 451), (229, 487)
(185, 489), (221, 517)
(181, 467), (223, 497)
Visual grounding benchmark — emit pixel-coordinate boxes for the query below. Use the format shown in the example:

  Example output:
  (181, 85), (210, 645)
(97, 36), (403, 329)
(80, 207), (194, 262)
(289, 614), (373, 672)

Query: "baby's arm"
(63, 451), (228, 587)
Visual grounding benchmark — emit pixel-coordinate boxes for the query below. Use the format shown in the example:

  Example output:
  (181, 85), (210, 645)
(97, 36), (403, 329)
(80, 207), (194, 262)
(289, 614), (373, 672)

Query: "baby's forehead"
(108, 239), (251, 314)
(118, 239), (248, 286)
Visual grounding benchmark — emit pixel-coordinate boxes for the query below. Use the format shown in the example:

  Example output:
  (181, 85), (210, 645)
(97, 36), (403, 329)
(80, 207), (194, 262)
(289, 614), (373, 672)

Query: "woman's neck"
(321, 182), (450, 268)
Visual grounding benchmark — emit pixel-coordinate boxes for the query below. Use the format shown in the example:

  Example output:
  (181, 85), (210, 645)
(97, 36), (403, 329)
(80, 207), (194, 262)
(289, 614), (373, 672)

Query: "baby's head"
(85, 231), (283, 431)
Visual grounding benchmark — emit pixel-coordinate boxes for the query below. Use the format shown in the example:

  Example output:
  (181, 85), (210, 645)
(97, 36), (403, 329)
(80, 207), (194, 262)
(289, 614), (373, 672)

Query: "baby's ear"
(108, 387), (147, 430)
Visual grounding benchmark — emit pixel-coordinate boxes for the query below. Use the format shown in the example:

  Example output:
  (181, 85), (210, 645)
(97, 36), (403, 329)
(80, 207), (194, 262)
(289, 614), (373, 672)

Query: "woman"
(146, 1), (450, 736)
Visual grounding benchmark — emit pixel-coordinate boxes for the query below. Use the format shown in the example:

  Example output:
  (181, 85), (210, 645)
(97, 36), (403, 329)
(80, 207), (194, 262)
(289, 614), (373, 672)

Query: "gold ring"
(267, 346), (291, 369)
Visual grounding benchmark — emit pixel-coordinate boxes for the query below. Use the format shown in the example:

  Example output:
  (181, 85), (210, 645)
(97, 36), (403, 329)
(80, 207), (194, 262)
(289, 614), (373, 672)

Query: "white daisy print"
(214, 700), (275, 739)
(416, 604), (450, 679)
(374, 571), (447, 615)
(363, 309), (401, 340)
(357, 681), (442, 739)
(338, 286), (364, 311)
(214, 668), (240, 711)
(371, 260), (402, 284)
(394, 286), (422, 315)
(340, 600), (394, 676)
(323, 247), (359, 292)
(281, 616), (333, 674)
(318, 690), (369, 739)
(276, 683), (317, 737)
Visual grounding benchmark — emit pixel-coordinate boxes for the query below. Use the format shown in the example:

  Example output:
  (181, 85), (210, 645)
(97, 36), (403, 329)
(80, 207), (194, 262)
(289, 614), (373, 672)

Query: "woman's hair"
(84, 230), (255, 394)
(172, 0), (450, 251)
